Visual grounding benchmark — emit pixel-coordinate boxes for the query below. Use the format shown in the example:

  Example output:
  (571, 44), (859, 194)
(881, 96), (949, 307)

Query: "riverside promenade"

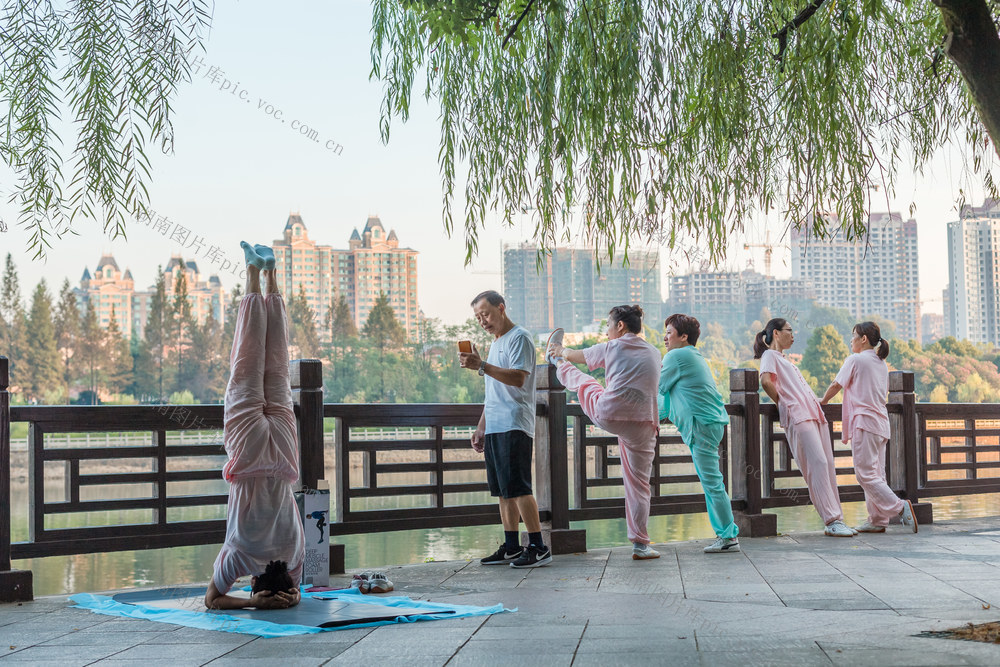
(2, 516), (999, 666)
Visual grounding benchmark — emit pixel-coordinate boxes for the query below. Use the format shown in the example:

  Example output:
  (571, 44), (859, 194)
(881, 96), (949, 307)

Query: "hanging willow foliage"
(0, 0), (211, 256)
(371, 0), (1000, 264)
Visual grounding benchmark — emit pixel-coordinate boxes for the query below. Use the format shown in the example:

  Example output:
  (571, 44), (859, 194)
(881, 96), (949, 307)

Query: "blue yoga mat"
(69, 586), (512, 638)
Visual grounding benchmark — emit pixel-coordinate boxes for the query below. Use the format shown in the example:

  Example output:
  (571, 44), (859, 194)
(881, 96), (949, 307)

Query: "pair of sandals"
(349, 570), (393, 594)
(241, 241), (276, 270)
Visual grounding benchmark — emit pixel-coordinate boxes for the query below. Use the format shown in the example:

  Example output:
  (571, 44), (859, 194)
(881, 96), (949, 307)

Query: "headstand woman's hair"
(753, 318), (788, 359)
(855, 321), (889, 360)
(252, 560), (294, 596)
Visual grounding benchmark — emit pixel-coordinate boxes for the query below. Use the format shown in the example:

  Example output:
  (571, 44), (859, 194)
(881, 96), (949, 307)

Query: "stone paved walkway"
(2, 516), (1000, 665)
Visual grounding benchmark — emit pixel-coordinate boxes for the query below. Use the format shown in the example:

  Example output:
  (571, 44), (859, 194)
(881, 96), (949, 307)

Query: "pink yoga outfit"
(212, 293), (304, 594)
(557, 334), (661, 543)
(759, 349), (843, 525)
(836, 349), (901, 526)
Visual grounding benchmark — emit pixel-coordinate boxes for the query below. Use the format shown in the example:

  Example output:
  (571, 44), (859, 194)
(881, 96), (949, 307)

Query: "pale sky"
(1, 0), (992, 323)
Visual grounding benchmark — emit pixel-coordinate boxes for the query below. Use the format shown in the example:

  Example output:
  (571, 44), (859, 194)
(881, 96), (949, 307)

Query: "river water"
(9, 475), (999, 597)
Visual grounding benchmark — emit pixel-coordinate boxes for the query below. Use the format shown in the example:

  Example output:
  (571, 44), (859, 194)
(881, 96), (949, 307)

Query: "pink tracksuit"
(211, 293), (304, 594)
(759, 350), (843, 524)
(836, 349), (901, 526)
(556, 334), (661, 544)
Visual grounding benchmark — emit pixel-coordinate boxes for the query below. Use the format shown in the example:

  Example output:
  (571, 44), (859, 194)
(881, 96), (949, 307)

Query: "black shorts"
(484, 430), (534, 498)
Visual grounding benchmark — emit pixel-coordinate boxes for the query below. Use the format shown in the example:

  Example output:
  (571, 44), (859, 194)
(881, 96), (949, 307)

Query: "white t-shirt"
(212, 477), (305, 594)
(484, 325), (537, 436)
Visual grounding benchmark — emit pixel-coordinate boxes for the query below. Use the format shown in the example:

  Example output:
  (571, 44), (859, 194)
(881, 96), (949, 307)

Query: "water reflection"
(10, 478), (999, 597)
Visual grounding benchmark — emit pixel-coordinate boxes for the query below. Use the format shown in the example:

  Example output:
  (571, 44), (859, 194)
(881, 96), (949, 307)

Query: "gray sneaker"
(900, 499), (918, 533)
(367, 571), (394, 594)
(854, 521), (886, 533)
(545, 328), (565, 365)
(703, 537), (740, 553)
(825, 520), (855, 537)
(632, 543), (661, 560)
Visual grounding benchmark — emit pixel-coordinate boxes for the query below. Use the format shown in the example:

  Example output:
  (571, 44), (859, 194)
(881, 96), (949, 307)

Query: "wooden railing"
(3, 356), (999, 602)
(324, 403), (499, 535)
(916, 404), (1000, 496)
(10, 404), (228, 560)
(568, 403), (736, 520)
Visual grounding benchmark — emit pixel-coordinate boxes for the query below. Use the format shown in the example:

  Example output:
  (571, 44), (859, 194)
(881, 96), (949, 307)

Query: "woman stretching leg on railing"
(546, 305), (663, 560)
(205, 243), (304, 610)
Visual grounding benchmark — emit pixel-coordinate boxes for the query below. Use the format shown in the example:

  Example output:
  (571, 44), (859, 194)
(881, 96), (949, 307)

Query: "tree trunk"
(935, 0), (1000, 160)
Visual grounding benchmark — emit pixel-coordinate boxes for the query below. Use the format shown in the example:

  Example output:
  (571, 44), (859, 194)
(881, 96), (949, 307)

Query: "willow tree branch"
(502, 0), (537, 49)
(772, 0), (827, 67)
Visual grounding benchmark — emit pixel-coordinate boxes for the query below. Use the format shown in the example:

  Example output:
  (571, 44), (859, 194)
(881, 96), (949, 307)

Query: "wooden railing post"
(0, 356), (33, 601)
(535, 364), (586, 554)
(728, 369), (777, 536)
(291, 359), (324, 489)
(888, 370), (932, 524)
(290, 358), (343, 572)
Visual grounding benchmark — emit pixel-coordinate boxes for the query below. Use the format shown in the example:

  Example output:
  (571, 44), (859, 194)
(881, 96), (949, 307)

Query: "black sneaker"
(480, 545), (525, 565)
(509, 545), (552, 568)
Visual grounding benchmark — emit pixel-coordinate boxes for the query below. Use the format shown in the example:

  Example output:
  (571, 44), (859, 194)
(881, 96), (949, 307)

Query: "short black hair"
(471, 290), (505, 307)
(251, 560), (294, 596)
(665, 313), (701, 346)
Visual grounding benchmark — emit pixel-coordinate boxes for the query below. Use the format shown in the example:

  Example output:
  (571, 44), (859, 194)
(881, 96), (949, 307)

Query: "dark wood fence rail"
(10, 403), (228, 560)
(567, 403), (738, 521)
(2, 356), (998, 602)
(915, 404), (1000, 497)
(322, 402), (501, 535)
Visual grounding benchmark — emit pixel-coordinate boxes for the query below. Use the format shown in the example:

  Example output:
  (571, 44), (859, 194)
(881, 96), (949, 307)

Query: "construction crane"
(744, 230), (777, 278)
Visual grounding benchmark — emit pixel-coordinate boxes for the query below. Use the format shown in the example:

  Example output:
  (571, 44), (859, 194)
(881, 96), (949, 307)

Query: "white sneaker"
(825, 520), (854, 537)
(632, 543), (661, 560)
(545, 328), (565, 365)
(854, 522), (886, 533)
(367, 571), (394, 594)
(703, 537), (740, 553)
(900, 499), (918, 533)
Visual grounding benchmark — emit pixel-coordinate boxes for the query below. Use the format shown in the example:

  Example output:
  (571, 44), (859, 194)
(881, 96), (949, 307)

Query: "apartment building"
(946, 199), (1000, 344)
(790, 213), (920, 340)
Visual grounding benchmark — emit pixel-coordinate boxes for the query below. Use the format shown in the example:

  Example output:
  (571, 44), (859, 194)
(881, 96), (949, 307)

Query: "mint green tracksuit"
(659, 345), (739, 539)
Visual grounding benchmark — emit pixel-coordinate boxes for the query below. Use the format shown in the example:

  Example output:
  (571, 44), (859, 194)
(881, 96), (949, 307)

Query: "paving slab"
(3, 517), (1000, 665)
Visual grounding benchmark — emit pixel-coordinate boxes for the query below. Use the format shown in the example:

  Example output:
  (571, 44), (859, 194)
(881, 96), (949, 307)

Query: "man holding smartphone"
(459, 290), (551, 568)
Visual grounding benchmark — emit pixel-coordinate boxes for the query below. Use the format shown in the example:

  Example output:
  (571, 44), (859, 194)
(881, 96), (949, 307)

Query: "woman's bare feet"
(263, 269), (280, 295)
(245, 264), (261, 294)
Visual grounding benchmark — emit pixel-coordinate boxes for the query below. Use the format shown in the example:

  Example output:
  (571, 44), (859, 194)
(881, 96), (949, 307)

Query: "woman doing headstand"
(205, 242), (305, 610)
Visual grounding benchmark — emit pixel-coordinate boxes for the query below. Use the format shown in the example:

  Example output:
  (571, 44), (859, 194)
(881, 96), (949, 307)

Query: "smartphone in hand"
(458, 340), (473, 353)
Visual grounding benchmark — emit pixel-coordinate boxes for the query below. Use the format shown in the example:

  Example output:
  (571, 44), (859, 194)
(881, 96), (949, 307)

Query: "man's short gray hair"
(471, 290), (505, 307)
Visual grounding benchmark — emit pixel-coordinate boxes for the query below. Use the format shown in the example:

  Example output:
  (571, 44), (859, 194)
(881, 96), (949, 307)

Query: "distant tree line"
(4, 250), (1000, 406)
(0, 254), (488, 405)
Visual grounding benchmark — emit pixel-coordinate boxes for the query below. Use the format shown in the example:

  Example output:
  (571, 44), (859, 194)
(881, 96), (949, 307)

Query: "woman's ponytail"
(753, 318), (787, 359)
(854, 321), (889, 360)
